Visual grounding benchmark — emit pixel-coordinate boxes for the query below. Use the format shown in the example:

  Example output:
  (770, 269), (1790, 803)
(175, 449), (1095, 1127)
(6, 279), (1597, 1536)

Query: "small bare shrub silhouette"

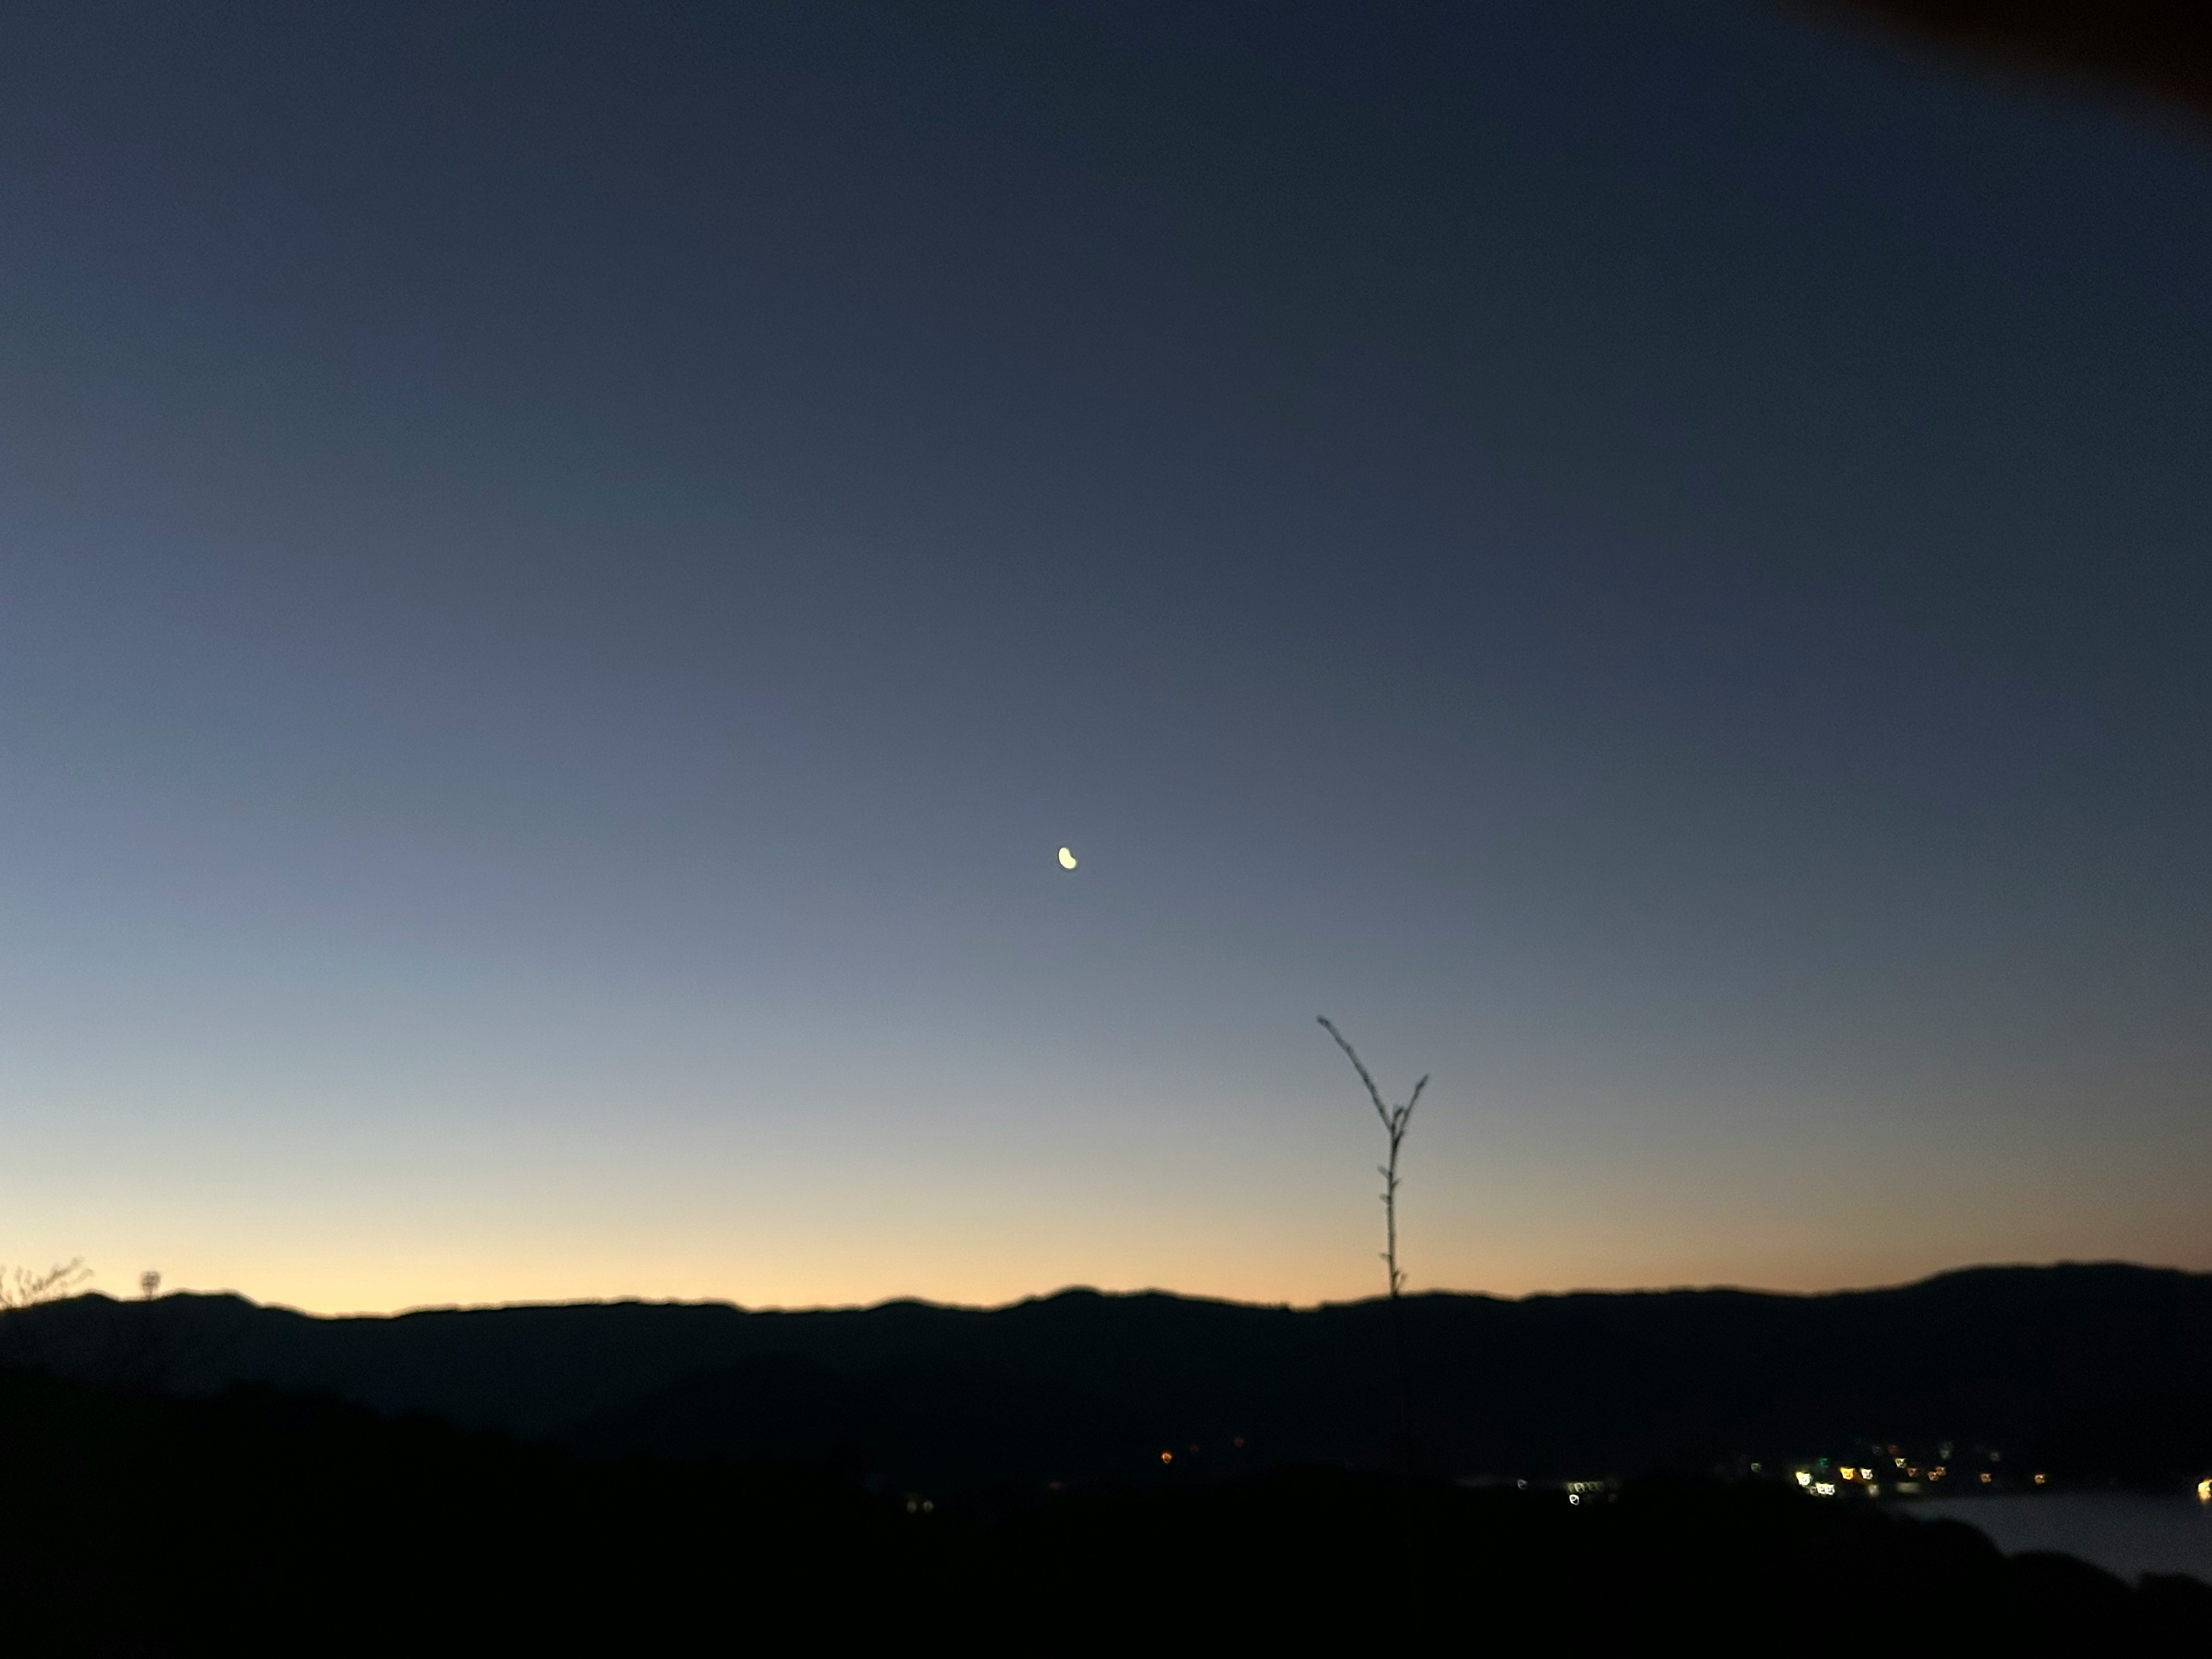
(0, 1258), (90, 1309)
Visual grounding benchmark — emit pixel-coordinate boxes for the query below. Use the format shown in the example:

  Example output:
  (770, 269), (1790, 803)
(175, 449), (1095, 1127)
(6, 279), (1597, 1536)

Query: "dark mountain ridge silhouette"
(6, 1261), (2209, 1494)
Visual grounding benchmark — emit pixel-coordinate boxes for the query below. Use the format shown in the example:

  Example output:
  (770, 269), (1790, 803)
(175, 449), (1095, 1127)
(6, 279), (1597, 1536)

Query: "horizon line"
(19, 1257), (2188, 1324)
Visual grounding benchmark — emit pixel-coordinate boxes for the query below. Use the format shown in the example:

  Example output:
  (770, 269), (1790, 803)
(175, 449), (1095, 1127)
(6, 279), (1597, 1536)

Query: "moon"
(1057, 846), (1078, 870)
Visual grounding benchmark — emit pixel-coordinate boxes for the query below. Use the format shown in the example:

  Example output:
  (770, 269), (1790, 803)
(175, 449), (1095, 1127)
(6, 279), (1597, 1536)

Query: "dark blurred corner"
(1799, 1), (2212, 120)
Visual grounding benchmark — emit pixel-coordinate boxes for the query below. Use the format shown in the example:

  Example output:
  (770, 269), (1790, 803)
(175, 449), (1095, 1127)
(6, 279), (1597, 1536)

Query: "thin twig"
(0, 1258), (89, 1310)
(1319, 1016), (1429, 1488)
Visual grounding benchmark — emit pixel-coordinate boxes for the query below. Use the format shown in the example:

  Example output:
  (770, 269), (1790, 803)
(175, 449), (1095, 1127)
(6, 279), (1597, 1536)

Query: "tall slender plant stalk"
(1318, 1017), (1426, 1476)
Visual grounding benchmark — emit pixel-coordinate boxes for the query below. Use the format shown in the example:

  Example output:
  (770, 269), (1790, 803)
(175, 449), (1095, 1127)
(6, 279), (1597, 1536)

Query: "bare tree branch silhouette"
(0, 1259), (89, 1309)
(1318, 1017), (1427, 1478)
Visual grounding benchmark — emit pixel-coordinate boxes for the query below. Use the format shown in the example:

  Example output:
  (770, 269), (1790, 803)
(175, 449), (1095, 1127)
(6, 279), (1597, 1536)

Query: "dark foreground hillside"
(6, 1263), (2211, 1491)
(2, 1369), (2205, 1657)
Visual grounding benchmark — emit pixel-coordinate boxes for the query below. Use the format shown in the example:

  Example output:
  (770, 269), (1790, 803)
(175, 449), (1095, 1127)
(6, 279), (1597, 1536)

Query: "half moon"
(1058, 846), (1078, 870)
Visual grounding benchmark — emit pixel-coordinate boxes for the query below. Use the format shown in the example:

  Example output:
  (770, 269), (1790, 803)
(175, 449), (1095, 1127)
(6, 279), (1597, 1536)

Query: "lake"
(1907, 1493), (2212, 1585)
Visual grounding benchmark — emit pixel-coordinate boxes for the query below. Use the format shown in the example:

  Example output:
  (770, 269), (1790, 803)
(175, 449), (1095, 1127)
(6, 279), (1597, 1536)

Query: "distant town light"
(1812, 1482), (1836, 1497)
(1795, 1471), (1813, 1488)
(1160, 1450), (1173, 1465)
(2198, 1479), (2210, 1503)
(1980, 1472), (1992, 1484)
(2033, 1473), (2048, 1486)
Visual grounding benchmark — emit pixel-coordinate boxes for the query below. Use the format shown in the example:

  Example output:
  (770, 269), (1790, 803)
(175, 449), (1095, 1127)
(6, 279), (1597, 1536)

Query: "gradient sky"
(2, 1), (2207, 1315)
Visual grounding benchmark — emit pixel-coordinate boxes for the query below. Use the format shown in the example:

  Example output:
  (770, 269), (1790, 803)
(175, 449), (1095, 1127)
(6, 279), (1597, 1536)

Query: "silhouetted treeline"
(5, 1264), (2211, 1492)
(1, 1366), (2206, 1655)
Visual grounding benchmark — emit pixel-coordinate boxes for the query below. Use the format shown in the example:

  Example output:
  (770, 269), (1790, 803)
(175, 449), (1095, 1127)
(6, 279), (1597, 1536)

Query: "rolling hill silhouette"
(7, 1264), (2212, 1652)
(6, 1262), (2209, 1494)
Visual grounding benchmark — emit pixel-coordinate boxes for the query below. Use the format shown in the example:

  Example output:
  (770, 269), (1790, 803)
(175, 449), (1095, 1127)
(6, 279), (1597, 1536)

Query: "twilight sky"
(2, 2), (2207, 1315)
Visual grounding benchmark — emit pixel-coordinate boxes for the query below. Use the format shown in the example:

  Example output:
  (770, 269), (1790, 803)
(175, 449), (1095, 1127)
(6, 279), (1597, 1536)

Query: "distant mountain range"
(6, 1263), (2209, 1495)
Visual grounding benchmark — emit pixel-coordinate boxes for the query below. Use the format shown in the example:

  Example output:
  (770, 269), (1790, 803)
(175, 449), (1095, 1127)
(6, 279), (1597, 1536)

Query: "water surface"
(1910, 1494), (2212, 1585)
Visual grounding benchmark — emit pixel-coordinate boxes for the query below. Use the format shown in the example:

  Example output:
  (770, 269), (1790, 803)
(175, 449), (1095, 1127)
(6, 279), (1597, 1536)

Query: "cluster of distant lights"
(1157, 1437), (1247, 1466)
(1759, 1445), (2061, 1499)
(1137, 1437), (2212, 1503)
